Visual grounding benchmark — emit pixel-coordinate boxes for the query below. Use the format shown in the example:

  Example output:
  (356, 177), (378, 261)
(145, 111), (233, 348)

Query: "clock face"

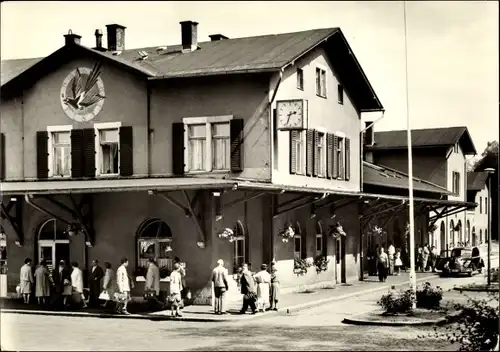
(60, 62), (106, 123)
(276, 100), (305, 130)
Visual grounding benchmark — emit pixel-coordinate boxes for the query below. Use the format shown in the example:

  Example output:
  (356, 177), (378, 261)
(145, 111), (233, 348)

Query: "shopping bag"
(99, 290), (110, 301)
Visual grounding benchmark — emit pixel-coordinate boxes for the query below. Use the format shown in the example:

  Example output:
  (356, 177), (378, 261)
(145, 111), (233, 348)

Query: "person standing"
(269, 262), (280, 311)
(377, 248), (389, 282)
(116, 258), (131, 315)
(101, 262), (117, 309)
(34, 260), (51, 305)
(70, 262), (87, 309)
(211, 259), (229, 315)
(88, 259), (104, 308)
(19, 258), (34, 304)
(254, 264), (271, 312)
(394, 249), (403, 276)
(387, 242), (396, 276)
(239, 263), (257, 314)
(52, 260), (72, 308)
(174, 257), (187, 308)
(169, 263), (183, 317)
(422, 244), (430, 272)
(145, 258), (160, 298)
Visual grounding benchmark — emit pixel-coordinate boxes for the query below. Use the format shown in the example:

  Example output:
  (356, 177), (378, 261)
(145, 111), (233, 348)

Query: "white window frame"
(315, 234), (323, 257)
(47, 125), (73, 178)
(94, 122), (122, 177)
(297, 68), (304, 90)
(233, 237), (246, 271)
(335, 131), (346, 180)
(292, 130), (306, 175)
(183, 115), (233, 173)
(316, 66), (327, 98)
(316, 128), (326, 177)
(294, 234), (302, 259)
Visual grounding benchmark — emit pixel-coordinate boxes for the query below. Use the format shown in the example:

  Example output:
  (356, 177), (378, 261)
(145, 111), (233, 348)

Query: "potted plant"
(313, 255), (329, 274)
(330, 222), (346, 238)
(279, 225), (295, 243)
(293, 257), (311, 276)
(218, 228), (235, 242)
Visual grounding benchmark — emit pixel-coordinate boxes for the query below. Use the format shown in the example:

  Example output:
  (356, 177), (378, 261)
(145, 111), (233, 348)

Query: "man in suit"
(211, 259), (229, 315)
(89, 259), (104, 307)
(51, 260), (71, 308)
(239, 263), (257, 314)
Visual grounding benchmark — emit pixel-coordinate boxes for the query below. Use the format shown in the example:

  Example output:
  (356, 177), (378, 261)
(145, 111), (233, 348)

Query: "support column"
(261, 193), (275, 264)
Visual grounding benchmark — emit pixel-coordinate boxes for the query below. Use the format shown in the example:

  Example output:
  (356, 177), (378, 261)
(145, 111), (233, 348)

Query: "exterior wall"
(271, 47), (361, 192)
(149, 74), (271, 181)
(466, 186), (489, 245)
(1, 55), (148, 180)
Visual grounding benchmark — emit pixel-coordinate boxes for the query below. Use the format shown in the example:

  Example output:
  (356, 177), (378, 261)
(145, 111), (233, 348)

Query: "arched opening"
(36, 218), (70, 270)
(457, 220), (462, 244)
(480, 229), (483, 243)
(440, 221), (446, 252)
(315, 221), (327, 257)
(485, 229), (488, 242)
(136, 218), (173, 272)
(472, 226), (476, 246)
(294, 221), (304, 259)
(449, 220), (455, 247)
(233, 220), (248, 272)
(467, 220), (471, 245)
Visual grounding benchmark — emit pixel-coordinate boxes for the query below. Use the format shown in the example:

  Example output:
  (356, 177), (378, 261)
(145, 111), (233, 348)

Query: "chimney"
(64, 30), (81, 46)
(364, 121), (375, 146)
(209, 34), (228, 41)
(180, 21), (198, 51)
(93, 29), (106, 52)
(106, 24), (126, 51)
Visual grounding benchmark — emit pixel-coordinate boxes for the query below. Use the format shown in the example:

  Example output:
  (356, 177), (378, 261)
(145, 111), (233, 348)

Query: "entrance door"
(38, 240), (70, 271)
(335, 237), (343, 284)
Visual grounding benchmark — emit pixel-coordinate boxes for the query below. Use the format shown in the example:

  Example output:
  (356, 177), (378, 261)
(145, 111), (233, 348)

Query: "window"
(294, 222), (302, 259)
(37, 219), (70, 271)
(316, 132), (326, 177)
(452, 171), (460, 195)
(315, 222), (324, 257)
(47, 126), (72, 178)
(454, 144), (459, 153)
(94, 122), (121, 176)
(485, 197), (488, 214)
(316, 67), (327, 97)
(480, 229), (483, 243)
(0, 230), (6, 275)
(183, 116), (232, 173)
(485, 229), (488, 241)
(297, 68), (304, 90)
(233, 221), (247, 272)
(291, 130), (305, 174)
(336, 137), (344, 179)
(480, 196), (482, 213)
(337, 84), (344, 104)
(137, 218), (173, 272)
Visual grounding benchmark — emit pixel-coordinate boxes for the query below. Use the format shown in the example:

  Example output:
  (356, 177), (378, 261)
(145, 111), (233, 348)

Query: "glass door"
(39, 244), (55, 270)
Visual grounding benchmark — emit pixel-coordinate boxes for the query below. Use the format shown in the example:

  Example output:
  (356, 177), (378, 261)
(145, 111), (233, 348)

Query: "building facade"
(466, 172), (491, 245)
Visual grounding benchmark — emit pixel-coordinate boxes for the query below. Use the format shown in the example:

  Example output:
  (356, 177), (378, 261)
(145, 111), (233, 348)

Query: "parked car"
(437, 247), (485, 277)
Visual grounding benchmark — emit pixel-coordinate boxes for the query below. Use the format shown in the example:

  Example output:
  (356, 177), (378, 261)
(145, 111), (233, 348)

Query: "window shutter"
(332, 135), (338, 179)
(306, 129), (314, 176)
(0, 133), (5, 180)
(326, 133), (333, 179)
(230, 119), (244, 172)
(82, 128), (95, 178)
(338, 139), (344, 180)
(36, 131), (49, 179)
(289, 130), (298, 174)
(313, 130), (319, 177)
(71, 129), (84, 178)
(301, 228), (307, 259)
(119, 126), (133, 176)
(172, 122), (185, 176)
(345, 138), (351, 181)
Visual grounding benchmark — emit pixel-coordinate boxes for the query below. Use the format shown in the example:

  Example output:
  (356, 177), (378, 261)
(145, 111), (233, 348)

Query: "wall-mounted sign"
(60, 62), (105, 122)
(276, 99), (308, 130)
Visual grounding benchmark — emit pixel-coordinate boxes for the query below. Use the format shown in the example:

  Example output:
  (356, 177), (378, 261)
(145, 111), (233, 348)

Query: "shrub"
(416, 282), (443, 309)
(293, 258), (311, 276)
(421, 290), (499, 351)
(377, 288), (413, 314)
(490, 268), (499, 283)
(313, 255), (329, 274)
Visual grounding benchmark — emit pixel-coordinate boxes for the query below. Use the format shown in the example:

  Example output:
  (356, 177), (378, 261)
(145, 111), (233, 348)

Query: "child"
(394, 249), (403, 276)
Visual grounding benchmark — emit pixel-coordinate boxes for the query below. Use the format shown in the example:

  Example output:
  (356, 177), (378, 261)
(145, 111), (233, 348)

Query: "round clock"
(60, 62), (106, 122)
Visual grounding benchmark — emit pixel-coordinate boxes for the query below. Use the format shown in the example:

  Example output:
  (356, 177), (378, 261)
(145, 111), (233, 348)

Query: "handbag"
(99, 290), (110, 301)
(244, 292), (257, 301)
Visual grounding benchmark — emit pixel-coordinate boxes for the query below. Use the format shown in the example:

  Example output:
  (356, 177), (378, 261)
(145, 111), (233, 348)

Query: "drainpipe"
(24, 194), (71, 225)
(358, 110), (385, 281)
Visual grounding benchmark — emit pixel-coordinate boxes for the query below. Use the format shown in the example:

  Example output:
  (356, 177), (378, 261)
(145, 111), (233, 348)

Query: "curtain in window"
(54, 145), (71, 176)
(189, 139), (206, 170)
(212, 137), (230, 170)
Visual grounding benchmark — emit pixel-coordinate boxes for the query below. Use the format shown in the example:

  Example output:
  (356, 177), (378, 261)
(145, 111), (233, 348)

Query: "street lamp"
(484, 167), (495, 286)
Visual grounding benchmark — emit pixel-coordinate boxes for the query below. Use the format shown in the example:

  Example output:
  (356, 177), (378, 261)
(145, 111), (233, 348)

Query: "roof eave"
(148, 67), (279, 80)
(364, 181), (448, 195)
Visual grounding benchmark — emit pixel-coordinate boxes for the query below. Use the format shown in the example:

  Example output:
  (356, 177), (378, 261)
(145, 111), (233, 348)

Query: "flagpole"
(403, 0), (417, 309)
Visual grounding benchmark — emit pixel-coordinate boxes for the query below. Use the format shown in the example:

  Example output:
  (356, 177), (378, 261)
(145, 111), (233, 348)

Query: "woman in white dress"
(19, 258), (34, 304)
(116, 258), (131, 315)
(253, 264), (271, 312)
(70, 262), (87, 308)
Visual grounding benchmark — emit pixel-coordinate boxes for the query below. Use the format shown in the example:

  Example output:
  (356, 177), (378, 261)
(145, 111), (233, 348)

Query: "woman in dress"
(34, 260), (51, 305)
(269, 262), (280, 311)
(102, 262), (117, 309)
(394, 249), (403, 276)
(70, 261), (87, 309)
(253, 264), (271, 312)
(19, 258), (34, 304)
(377, 247), (389, 282)
(116, 258), (131, 315)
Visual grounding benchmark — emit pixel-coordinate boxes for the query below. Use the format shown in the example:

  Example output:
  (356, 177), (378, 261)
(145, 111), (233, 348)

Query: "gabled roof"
(363, 161), (450, 194)
(1, 27), (383, 111)
(366, 126), (476, 155)
(467, 172), (489, 191)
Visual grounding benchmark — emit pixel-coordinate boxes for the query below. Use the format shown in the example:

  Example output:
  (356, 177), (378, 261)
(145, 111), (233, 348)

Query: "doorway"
(440, 221), (446, 252)
(37, 219), (70, 270)
(335, 237), (344, 284)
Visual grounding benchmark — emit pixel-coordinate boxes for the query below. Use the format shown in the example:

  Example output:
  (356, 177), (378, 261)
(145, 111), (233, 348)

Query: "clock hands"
(285, 110), (297, 126)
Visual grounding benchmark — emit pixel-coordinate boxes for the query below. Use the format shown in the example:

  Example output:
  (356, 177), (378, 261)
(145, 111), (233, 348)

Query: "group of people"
(211, 260), (280, 315)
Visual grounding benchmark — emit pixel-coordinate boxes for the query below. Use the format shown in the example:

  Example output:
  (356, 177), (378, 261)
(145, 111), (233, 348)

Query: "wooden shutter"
(230, 119), (244, 172)
(290, 130), (298, 174)
(326, 133), (333, 179)
(313, 130), (319, 177)
(345, 138), (351, 181)
(36, 131), (49, 179)
(172, 122), (185, 176)
(0, 133), (5, 180)
(71, 129), (84, 178)
(119, 126), (133, 176)
(301, 228), (307, 259)
(82, 128), (95, 178)
(332, 135), (338, 179)
(338, 138), (344, 180)
(306, 129), (314, 176)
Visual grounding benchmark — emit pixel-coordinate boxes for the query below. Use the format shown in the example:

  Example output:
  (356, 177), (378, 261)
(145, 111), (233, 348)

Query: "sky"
(1, 1), (498, 155)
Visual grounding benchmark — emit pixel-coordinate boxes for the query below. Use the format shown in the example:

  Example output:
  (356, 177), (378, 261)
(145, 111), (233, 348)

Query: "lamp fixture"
(232, 183), (238, 191)
(212, 191), (221, 197)
(196, 241), (205, 249)
(309, 204), (316, 219)
(165, 245), (173, 252)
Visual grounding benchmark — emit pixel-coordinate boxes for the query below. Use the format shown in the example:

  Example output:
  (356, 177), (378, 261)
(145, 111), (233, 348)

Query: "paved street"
(1, 272), (493, 351)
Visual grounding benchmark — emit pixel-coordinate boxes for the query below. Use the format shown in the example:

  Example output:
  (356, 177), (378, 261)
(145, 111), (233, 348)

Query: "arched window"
(440, 221), (446, 251)
(37, 219), (70, 270)
(294, 221), (303, 259)
(136, 218), (172, 271)
(467, 220), (471, 244)
(457, 220), (462, 244)
(449, 220), (455, 246)
(479, 229), (483, 243)
(315, 221), (326, 256)
(233, 221), (248, 272)
(472, 226), (476, 246)
(485, 230), (488, 242)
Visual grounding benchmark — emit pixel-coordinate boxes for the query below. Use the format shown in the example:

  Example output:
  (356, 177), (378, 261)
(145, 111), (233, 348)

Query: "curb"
(453, 285), (499, 293)
(342, 310), (461, 327)
(283, 273), (439, 315)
